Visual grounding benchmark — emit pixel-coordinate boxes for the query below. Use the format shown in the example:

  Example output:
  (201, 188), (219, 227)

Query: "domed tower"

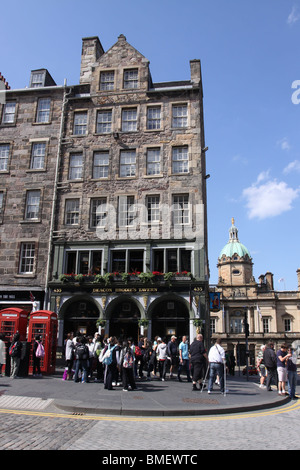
(217, 218), (254, 286)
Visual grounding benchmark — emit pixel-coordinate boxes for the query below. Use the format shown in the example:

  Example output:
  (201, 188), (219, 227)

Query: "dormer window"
(123, 69), (138, 89)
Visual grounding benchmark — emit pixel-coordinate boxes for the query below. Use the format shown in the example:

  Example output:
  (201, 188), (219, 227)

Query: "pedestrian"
(0, 333), (6, 376)
(32, 335), (43, 377)
(113, 337), (122, 386)
(207, 337), (226, 394)
(103, 336), (117, 390)
(157, 337), (168, 381)
(257, 345), (267, 388)
(189, 334), (208, 391)
(65, 332), (74, 380)
(74, 336), (89, 383)
(263, 341), (278, 392)
(167, 335), (178, 379)
(177, 335), (192, 382)
(120, 340), (137, 391)
(9, 332), (22, 378)
(136, 336), (147, 379)
(228, 352), (236, 376)
(87, 335), (96, 381)
(277, 343), (291, 396)
(94, 334), (104, 382)
(287, 346), (298, 400)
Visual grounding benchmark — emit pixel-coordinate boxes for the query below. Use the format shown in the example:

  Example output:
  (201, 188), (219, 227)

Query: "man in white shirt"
(207, 337), (226, 394)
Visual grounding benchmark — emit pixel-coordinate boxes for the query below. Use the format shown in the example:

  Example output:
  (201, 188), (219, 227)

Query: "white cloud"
(283, 160), (300, 174)
(242, 177), (300, 220)
(287, 5), (300, 25)
(276, 137), (290, 151)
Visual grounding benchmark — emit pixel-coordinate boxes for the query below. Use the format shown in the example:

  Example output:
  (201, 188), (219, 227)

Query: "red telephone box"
(0, 307), (28, 342)
(28, 310), (58, 375)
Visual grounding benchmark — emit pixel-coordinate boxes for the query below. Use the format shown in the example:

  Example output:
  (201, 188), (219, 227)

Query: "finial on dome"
(231, 217), (235, 225)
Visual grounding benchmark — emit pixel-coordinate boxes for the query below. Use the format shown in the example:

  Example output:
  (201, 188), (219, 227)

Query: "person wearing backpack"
(120, 341), (137, 391)
(74, 336), (89, 383)
(33, 335), (44, 377)
(9, 332), (23, 378)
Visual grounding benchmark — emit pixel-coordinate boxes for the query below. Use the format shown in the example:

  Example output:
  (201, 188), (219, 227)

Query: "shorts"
(277, 366), (287, 382)
(258, 365), (266, 377)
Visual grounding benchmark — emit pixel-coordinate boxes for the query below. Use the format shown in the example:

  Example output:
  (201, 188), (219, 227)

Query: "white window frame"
(30, 142), (46, 170)
(2, 102), (16, 124)
(19, 242), (36, 274)
(69, 153), (83, 180)
(147, 106), (161, 130)
(73, 112), (87, 135)
(121, 108), (137, 132)
(90, 197), (107, 228)
(96, 110), (112, 133)
(172, 146), (189, 174)
(65, 199), (80, 225)
(0, 144), (10, 171)
(99, 71), (115, 91)
(146, 148), (161, 175)
(36, 98), (51, 123)
(120, 150), (136, 177)
(172, 104), (188, 128)
(25, 190), (41, 220)
(118, 195), (135, 227)
(172, 194), (190, 225)
(93, 151), (109, 179)
(123, 69), (138, 89)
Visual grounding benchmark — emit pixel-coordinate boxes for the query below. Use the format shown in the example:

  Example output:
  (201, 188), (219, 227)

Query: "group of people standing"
(257, 341), (298, 399)
(64, 331), (229, 394)
(0, 332), (44, 378)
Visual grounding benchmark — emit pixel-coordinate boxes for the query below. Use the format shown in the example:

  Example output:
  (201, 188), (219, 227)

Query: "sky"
(1, 0), (300, 290)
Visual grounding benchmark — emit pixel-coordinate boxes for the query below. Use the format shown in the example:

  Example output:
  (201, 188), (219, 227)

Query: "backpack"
(36, 342), (45, 358)
(123, 349), (134, 369)
(76, 344), (88, 361)
(9, 343), (17, 357)
(102, 345), (116, 366)
(134, 345), (142, 358)
(9, 341), (21, 358)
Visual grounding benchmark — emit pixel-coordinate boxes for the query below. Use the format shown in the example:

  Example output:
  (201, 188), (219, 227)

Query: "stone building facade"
(210, 219), (300, 366)
(0, 69), (64, 312)
(0, 35), (210, 348)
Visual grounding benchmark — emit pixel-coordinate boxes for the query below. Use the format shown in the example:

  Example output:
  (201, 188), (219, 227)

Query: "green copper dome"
(219, 218), (251, 259)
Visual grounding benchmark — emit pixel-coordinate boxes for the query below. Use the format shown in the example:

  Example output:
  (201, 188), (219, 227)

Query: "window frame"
(172, 103), (188, 128)
(172, 194), (190, 225)
(146, 106), (161, 130)
(146, 148), (161, 176)
(96, 109), (112, 134)
(64, 199), (80, 225)
(120, 149), (136, 178)
(123, 69), (138, 89)
(172, 146), (189, 174)
(99, 71), (115, 91)
(25, 189), (41, 221)
(36, 97), (51, 123)
(73, 111), (88, 135)
(2, 101), (16, 124)
(0, 143), (10, 172)
(69, 153), (83, 180)
(89, 197), (108, 228)
(18, 242), (36, 274)
(121, 108), (137, 132)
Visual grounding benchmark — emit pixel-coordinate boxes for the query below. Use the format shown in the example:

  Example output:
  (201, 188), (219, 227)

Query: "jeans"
(74, 359), (88, 383)
(288, 370), (297, 398)
(177, 359), (191, 381)
(208, 362), (224, 392)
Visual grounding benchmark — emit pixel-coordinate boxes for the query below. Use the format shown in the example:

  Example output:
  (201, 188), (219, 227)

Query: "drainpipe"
(43, 81), (72, 310)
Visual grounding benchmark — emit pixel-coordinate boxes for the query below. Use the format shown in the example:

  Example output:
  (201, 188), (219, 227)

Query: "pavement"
(0, 368), (297, 417)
